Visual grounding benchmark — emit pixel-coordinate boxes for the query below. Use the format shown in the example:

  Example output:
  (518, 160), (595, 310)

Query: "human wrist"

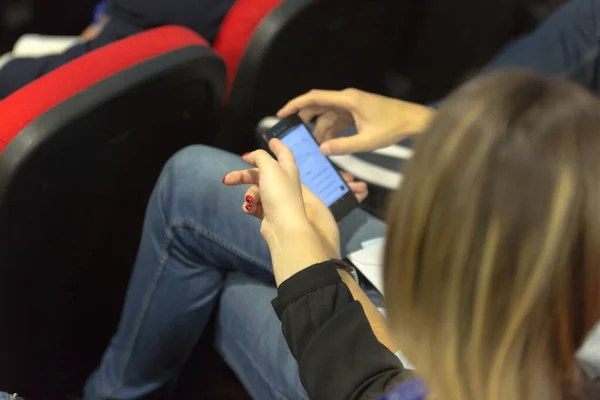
(311, 225), (340, 259)
(263, 218), (313, 245)
(409, 102), (435, 132)
(397, 100), (435, 134)
(266, 223), (329, 286)
(335, 262), (359, 284)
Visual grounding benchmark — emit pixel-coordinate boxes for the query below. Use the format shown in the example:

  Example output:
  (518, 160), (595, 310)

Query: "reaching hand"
(222, 139), (330, 284)
(223, 139), (308, 239)
(224, 140), (367, 256)
(277, 88), (434, 155)
(226, 159), (367, 260)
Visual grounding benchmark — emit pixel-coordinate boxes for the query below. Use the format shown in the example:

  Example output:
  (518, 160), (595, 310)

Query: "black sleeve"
(271, 261), (414, 400)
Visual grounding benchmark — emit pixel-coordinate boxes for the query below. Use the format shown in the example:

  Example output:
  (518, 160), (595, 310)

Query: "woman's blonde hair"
(385, 70), (600, 400)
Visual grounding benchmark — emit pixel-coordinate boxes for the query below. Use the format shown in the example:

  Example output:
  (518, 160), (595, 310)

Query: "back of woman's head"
(385, 70), (600, 400)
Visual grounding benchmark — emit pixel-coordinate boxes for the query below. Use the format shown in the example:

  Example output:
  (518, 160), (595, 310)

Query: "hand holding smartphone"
(265, 114), (358, 222)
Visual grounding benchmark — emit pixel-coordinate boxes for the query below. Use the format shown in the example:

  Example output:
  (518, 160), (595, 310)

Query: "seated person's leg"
(483, 0), (600, 93)
(215, 274), (308, 399)
(216, 216), (385, 400)
(84, 145), (385, 400)
(0, 18), (140, 99)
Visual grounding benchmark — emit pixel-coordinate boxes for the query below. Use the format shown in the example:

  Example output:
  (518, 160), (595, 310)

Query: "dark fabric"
(580, 377), (600, 399)
(107, 0), (236, 43)
(271, 260), (343, 317)
(272, 261), (413, 400)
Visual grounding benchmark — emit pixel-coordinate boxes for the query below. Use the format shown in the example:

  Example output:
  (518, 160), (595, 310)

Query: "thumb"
(320, 135), (375, 155)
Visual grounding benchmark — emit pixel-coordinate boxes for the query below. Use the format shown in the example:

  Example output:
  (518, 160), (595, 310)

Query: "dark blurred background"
(1, 0), (568, 103)
(0, 0), (97, 52)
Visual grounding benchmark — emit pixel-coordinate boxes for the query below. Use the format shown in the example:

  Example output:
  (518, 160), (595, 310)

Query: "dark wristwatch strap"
(335, 259), (359, 283)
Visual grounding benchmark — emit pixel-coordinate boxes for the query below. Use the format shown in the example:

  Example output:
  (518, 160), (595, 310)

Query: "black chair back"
(217, 0), (411, 154)
(0, 45), (225, 398)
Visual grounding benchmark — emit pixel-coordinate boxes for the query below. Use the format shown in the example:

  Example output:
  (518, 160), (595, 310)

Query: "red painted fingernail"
(245, 204), (252, 211)
(241, 152), (251, 158)
(245, 195), (253, 203)
(222, 175), (227, 184)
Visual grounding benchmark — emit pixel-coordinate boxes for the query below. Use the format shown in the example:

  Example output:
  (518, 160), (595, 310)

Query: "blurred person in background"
(0, 0), (236, 98)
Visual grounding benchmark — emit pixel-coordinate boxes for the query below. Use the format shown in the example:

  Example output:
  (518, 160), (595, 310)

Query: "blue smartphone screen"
(280, 124), (350, 207)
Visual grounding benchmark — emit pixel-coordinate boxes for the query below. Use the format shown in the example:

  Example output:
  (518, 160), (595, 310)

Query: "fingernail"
(222, 175), (227, 184)
(245, 195), (253, 203)
(320, 143), (331, 155)
(245, 204), (252, 211)
(241, 152), (251, 158)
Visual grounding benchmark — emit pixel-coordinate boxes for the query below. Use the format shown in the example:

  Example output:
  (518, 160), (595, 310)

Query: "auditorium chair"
(213, 0), (410, 154)
(0, 26), (225, 398)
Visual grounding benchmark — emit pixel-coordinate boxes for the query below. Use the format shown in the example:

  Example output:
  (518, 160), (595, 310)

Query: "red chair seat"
(214, 0), (283, 91)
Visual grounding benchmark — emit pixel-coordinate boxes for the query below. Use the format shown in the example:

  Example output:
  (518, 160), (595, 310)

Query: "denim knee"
(153, 145), (245, 213)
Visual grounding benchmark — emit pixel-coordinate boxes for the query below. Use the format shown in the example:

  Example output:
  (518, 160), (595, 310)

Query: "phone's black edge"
(265, 114), (303, 141)
(330, 192), (359, 222)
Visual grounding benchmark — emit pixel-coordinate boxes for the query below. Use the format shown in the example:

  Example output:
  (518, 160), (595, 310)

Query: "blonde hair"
(385, 70), (600, 400)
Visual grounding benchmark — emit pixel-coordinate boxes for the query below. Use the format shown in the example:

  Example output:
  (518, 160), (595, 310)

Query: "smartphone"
(265, 114), (358, 222)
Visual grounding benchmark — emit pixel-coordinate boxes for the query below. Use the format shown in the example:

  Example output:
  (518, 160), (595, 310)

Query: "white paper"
(348, 238), (385, 295)
(329, 154), (403, 190)
(0, 53), (13, 70)
(577, 322), (600, 378)
(13, 35), (80, 57)
(360, 237), (384, 249)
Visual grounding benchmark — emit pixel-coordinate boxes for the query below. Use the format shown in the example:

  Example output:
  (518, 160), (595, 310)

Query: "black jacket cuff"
(271, 260), (342, 319)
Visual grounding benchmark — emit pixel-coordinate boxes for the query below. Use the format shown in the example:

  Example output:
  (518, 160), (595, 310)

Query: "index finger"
(268, 138), (297, 173)
(242, 142), (299, 178)
(277, 90), (356, 119)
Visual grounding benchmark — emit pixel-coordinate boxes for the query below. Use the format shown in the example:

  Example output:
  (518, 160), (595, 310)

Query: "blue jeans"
(84, 145), (386, 400)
